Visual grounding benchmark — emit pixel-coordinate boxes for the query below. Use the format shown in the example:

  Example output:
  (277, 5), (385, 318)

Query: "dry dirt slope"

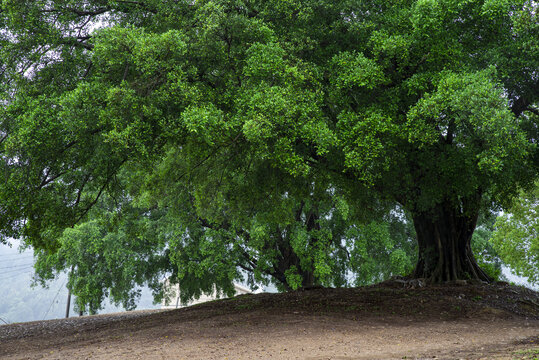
(1, 282), (538, 360)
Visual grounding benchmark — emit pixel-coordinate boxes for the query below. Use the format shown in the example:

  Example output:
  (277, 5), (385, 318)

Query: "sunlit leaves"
(406, 70), (533, 207)
(331, 52), (388, 90)
(337, 109), (395, 184)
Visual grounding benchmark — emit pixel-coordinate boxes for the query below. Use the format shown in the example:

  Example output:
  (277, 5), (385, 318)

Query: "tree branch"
(74, 173), (92, 207)
(59, 37), (94, 50)
(237, 262), (254, 273)
(72, 178), (108, 225)
(116, 1), (158, 14)
(42, 7), (111, 17)
(0, 133), (8, 146)
(82, 61), (93, 79)
(122, 63), (130, 82)
(38, 170), (68, 189)
(511, 96), (530, 118)
(524, 106), (539, 117)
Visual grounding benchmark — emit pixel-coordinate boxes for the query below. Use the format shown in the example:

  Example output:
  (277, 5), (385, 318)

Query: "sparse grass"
(235, 302), (256, 310)
(513, 348), (539, 360)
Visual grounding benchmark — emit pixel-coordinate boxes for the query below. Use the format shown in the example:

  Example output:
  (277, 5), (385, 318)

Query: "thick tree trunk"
(411, 200), (491, 283)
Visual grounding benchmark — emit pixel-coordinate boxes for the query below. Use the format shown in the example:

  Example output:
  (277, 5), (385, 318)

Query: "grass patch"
(235, 303), (256, 310)
(513, 348), (539, 360)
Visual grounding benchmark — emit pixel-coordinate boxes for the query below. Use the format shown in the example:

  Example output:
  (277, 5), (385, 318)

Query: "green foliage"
(491, 183), (539, 286)
(145, 145), (416, 296)
(347, 210), (416, 286)
(471, 208), (504, 281)
(284, 266), (303, 291)
(1, 0), (538, 295)
(33, 185), (172, 313)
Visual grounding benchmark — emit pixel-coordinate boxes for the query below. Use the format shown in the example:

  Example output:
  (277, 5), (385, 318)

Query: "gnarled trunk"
(412, 200), (491, 283)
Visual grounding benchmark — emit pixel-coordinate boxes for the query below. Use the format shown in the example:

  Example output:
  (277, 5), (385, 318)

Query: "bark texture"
(412, 200), (491, 283)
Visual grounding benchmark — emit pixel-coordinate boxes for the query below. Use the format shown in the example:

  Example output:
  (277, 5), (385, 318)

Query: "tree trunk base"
(411, 200), (493, 284)
(412, 250), (492, 284)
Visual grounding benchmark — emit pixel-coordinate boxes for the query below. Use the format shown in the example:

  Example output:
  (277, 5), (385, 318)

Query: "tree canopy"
(1, 0), (538, 292)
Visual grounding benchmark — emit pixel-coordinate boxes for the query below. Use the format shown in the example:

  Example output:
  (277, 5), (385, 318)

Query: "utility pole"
(65, 288), (71, 318)
(66, 266), (74, 318)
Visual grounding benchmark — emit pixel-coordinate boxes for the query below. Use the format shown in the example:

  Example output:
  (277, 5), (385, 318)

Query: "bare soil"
(1, 281), (538, 360)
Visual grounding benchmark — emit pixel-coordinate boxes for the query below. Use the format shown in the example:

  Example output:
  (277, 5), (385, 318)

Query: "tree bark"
(411, 199), (491, 283)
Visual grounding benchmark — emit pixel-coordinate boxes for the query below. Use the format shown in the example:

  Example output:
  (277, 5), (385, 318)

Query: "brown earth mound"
(1, 282), (538, 359)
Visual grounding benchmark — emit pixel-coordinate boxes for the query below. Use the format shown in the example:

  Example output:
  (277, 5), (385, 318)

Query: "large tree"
(1, 0), (537, 284)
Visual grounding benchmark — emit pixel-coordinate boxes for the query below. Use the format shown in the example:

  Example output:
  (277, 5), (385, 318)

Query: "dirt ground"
(1, 281), (538, 360)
